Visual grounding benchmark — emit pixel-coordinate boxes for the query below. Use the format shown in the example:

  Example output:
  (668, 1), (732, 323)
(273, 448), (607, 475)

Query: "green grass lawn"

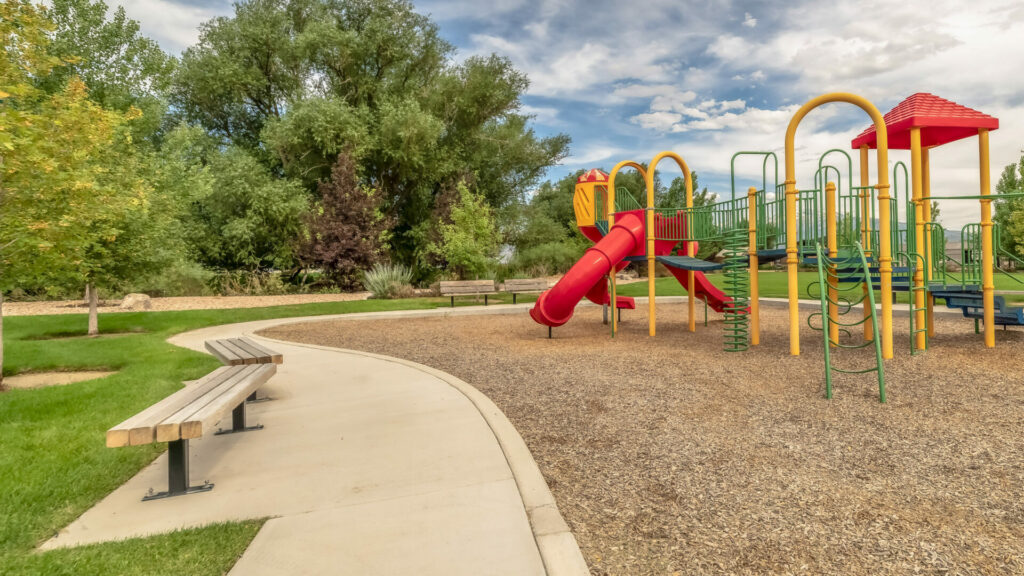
(0, 295), (515, 575)
(616, 270), (1024, 304)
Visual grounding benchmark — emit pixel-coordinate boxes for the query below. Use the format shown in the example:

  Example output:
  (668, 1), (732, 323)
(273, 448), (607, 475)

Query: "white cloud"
(563, 144), (627, 166)
(632, 111), (684, 132)
(520, 104), (560, 125)
(112, 0), (229, 53)
(742, 12), (757, 28)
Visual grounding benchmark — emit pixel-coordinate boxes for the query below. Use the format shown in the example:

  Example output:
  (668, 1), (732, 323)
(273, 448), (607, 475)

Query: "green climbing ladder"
(810, 242), (886, 402)
(722, 227), (749, 352)
(895, 251), (929, 354)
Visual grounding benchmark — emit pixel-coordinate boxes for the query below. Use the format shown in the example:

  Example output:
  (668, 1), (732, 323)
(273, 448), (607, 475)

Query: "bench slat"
(205, 340), (245, 365)
(106, 366), (237, 447)
(180, 364), (276, 439)
(220, 339), (259, 364)
(230, 338), (280, 364)
(155, 365), (261, 442)
(440, 280), (495, 287)
(236, 337), (284, 364)
(442, 284), (497, 293)
(504, 279), (548, 291)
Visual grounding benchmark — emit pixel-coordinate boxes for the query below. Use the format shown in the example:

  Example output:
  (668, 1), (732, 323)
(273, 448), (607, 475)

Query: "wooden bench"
(205, 336), (283, 366)
(439, 280), (497, 307)
(107, 339), (283, 501)
(503, 278), (549, 304)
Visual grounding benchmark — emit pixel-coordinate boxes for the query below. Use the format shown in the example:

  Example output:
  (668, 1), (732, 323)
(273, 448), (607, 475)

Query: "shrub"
(426, 183), (499, 279)
(510, 239), (587, 276)
(132, 260), (215, 297)
(362, 263), (415, 299)
(211, 270), (288, 296)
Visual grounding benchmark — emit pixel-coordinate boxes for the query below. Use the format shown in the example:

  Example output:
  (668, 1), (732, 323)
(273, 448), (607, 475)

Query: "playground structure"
(529, 91), (1023, 382)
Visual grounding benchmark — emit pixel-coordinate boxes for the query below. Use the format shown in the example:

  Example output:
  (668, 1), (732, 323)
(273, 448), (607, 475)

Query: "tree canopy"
(172, 0), (569, 268)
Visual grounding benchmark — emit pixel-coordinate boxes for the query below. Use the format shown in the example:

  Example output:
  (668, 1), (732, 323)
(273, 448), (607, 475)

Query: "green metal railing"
(754, 186), (786, 251)
(652, 196), (748, 243)
(961, 223), (983, 287)
(895, 251), (929, 355)
(730, 151), (779, 202)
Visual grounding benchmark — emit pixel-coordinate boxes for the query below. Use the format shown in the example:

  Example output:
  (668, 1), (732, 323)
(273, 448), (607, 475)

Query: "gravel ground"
(261, 304), (1024, 575)
(2, 292), (370, 317)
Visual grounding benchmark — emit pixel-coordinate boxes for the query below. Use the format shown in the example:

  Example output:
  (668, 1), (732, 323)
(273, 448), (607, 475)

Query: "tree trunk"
(87, 282), (99, 336)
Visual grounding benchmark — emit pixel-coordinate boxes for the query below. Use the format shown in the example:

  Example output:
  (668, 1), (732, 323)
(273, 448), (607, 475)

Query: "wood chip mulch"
(260, 304), (1024, 575)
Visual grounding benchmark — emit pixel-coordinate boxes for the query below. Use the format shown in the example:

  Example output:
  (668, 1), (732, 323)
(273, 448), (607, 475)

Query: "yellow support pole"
(826, 182), (839, 346)
(910, 128), (927, 351)
(645, 168), (656, 337)
(923, 147), (935, 338)
(784, 175), (799, 355)
(647, 151), (694, 334)
(785, 93), (892, 358)
(979, 129), (995, 348)
(747, 186), (760, 345)
(606, 160), (649, 336)
(859, 145), (873, 341)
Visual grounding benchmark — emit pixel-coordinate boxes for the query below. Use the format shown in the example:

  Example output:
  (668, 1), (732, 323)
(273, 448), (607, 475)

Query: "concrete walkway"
(42, 309), (588, 575)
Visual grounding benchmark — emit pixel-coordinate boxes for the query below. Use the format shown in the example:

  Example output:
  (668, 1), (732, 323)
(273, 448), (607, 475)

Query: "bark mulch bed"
(260, 304), (1023, 575)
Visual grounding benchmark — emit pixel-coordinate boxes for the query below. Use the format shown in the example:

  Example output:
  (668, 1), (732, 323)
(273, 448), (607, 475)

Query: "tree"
(41, 0), (176, 142)
(663, 172), (716, 208)
(173, 0), (569, 273)
(0, 0), (64, 388)
(427, 183), (499, 279)
(161, 126), (310, 272)
(301, 151), (390, 289)
(995, 154), (1024, 255)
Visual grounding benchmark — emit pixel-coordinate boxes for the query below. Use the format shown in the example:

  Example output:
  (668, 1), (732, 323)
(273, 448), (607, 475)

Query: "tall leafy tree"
(995, 153), (1024, 256)
(173, 0), (569, 272)
(0, 0), (63, 387)
(41, 0), (176, 142)
(1, 1), (176, 347)
(160, 125), (310, 272)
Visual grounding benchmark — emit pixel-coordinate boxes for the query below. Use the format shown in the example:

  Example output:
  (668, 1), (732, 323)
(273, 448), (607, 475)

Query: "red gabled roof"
(577, 169), (608, 183)
(850, 93), (998, 150)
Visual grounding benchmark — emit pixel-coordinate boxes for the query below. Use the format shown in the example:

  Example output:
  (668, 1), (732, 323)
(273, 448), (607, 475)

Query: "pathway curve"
(42, 307), (588, 576)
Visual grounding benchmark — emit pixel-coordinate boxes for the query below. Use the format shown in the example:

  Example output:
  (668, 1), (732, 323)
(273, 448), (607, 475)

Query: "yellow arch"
(607, 160), (649, 335)
(784, 92), (893, 359)
(646, 151), (694, 336)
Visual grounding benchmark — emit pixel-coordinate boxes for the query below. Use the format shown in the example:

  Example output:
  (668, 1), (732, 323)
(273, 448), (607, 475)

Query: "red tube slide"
(530, 213), (645, 327)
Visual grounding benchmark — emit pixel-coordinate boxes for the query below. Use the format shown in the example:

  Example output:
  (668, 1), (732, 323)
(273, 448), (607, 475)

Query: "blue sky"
(115, 0), (1024, 228)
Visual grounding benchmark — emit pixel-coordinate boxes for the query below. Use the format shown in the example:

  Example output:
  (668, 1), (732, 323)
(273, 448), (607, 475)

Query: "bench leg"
(450, 296), (455, 308)
(215, 401), (264, 435)
(142, 439), (214, 501)
(485, 294), (488, 306)
(513, 293), (517, 305)
(246, 391), (271, 404)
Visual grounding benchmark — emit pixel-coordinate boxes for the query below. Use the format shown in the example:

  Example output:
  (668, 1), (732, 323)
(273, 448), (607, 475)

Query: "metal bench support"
(216, 401), (264, 436)
(142, 439), (214, 501)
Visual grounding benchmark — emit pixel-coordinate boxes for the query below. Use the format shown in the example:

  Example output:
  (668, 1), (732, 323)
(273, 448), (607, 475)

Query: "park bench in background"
(106, 338), (283, 501)
(502, 278), (549, 304)
(439, 280), (497, 307)
(205, 337), (283, 366)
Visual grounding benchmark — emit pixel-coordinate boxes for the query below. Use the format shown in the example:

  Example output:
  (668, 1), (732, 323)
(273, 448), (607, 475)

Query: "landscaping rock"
(119, 293), (152, 310)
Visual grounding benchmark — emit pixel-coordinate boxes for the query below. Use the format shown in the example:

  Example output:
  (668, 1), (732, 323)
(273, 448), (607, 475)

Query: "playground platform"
(41, 311), (588, 575)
